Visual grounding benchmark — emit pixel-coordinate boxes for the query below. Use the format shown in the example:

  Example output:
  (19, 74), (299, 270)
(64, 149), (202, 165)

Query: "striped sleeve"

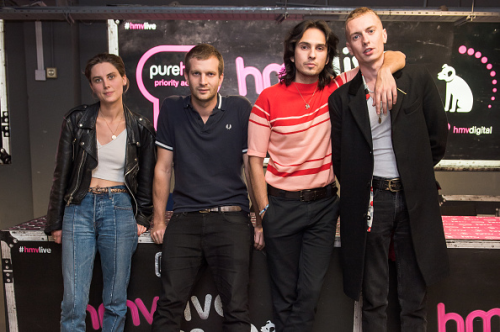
(248, 93), (271, 158)
(340, 67), (359, 84)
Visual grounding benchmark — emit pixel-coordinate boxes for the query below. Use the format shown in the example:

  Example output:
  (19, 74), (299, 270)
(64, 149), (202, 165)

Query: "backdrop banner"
(118, 20), (499, 162)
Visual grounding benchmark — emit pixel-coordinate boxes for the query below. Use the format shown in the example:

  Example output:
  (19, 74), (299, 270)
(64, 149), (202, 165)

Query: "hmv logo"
(86, 295), (266, 331)
(438, 303), (500, 332)
(235, 49), (355, 97)
(18, 246), (51, 254)
(235, 57), (282, 96)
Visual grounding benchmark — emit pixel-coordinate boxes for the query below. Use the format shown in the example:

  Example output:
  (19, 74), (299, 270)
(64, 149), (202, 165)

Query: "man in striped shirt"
(247, 20), (405, 332)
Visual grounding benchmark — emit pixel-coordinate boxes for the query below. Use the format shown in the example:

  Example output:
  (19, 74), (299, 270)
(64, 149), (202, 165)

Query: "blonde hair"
(345, 7), (382, 39)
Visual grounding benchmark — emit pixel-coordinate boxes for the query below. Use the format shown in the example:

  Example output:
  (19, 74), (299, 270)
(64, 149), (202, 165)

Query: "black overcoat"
(328, 65), (450, 300)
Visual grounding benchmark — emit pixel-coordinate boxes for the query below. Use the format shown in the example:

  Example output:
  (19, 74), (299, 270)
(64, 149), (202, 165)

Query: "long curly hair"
(280, 20), (339, 90)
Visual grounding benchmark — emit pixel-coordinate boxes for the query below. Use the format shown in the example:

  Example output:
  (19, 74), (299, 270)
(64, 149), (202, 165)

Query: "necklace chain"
(99, 109), (123, 140)
(294, 83), (318, 110)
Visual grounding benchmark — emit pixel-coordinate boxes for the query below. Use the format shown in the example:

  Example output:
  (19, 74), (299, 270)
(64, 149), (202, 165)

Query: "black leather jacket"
(44, 103), (156, 235)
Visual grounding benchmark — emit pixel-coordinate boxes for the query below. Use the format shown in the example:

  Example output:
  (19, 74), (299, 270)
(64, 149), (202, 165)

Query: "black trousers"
(362, 189), (427, 332)
(151, 211), (254, 332)
(263, 194), (339, 332)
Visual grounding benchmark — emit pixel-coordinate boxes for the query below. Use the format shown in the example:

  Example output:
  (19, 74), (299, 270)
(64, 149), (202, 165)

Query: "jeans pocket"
(222, 211), (251, 226)
(168, 212), (185, 225)
(171, 213), (184, 220)
(113, 193), (133, 211)
(222, 212), (253, 245)
(373, 188), (386, 209)
(112, 194), (136, 233)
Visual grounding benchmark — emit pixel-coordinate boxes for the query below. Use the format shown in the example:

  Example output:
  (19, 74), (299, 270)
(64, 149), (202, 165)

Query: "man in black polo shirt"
(150, 44), (264, 332)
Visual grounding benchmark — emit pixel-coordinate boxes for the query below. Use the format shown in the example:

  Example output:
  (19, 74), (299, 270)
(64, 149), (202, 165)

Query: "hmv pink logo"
(18, 246), (51, 254)
(438, 303), (500, 332)
(235, 57), (282, 96)
(87, 298), (157, 329)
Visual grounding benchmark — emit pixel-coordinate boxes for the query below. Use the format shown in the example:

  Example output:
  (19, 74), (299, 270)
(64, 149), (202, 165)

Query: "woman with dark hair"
(45, 53), (155, 332)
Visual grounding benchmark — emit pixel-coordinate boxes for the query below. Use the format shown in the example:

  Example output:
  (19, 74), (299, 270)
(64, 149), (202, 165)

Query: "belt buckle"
(199, 209), (211, 213)
(90, 187), (105, 194)
(300, 189), (315, 202)
(387, 179), (399, 192)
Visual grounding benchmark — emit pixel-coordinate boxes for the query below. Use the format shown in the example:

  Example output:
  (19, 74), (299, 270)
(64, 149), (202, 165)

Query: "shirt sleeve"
(155, 98), (174, 151)
(339, 67), (359, 84)
(247, 90), (271, 158)
(238, 96), (252, 153)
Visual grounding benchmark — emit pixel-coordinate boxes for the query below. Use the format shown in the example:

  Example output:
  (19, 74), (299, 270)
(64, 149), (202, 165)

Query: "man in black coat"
(329, 7), (450, 332)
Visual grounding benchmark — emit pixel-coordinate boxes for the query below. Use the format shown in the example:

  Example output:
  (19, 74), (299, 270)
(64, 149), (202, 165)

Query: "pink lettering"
(126, 299), (141, 326)
(180, 61), (185, 76)
(130, 23), (144, 30)
(134, 296), (159, 325)
(235, 57), (283, 96)
(136, 45), (195, 128)
(98, 304), (104, 327)
(438, 303), (464, 332)
(86, 304), (100, 330)
(236, 57), (263, 96)
(86, 297), (160, 329)
(262, 63), (283, 89)
(466, 308), (500, 332)
(19, 246), (51, 253)
(438, 303), (500, 332)
(453, 126), (469, 134)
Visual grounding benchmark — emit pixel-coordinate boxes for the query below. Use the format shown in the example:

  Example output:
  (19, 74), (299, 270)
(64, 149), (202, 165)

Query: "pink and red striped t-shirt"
(248, 70), (355, 191)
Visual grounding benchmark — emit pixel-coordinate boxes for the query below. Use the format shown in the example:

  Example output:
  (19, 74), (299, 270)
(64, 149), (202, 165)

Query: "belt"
(372, 177), (403, 192)
(267, 183), (337, 202)
(88, 187), (128, 194)
(197, 206), (242, 213)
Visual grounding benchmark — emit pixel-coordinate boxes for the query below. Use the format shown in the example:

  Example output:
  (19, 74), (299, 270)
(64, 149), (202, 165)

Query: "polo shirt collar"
(184, 93), (224, 112)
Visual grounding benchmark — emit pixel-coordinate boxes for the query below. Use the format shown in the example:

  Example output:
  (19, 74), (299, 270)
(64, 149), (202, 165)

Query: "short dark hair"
(345, 7), (382, 39)
(281, 20), (339, 90)
(84, 53), (129, 93)
(185, 44), (224, 76)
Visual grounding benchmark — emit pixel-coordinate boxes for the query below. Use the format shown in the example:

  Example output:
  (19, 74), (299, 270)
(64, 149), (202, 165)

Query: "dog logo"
(261, 320), (275, 332)
(437, 64), (473, 113)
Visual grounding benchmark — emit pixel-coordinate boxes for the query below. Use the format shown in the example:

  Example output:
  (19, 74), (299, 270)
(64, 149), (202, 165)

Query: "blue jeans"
(61, 187), (138, 332)
(152, 211), (254, 332)
(362, 188), (427, 332)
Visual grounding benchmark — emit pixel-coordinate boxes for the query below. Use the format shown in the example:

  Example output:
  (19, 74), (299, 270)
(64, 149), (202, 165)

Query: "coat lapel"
(348, 71), (372, 148)
(390, 69), (406, 124)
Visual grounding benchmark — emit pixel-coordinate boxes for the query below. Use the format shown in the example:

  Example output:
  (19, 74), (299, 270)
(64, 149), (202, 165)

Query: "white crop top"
(92, 130), (127, 183)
